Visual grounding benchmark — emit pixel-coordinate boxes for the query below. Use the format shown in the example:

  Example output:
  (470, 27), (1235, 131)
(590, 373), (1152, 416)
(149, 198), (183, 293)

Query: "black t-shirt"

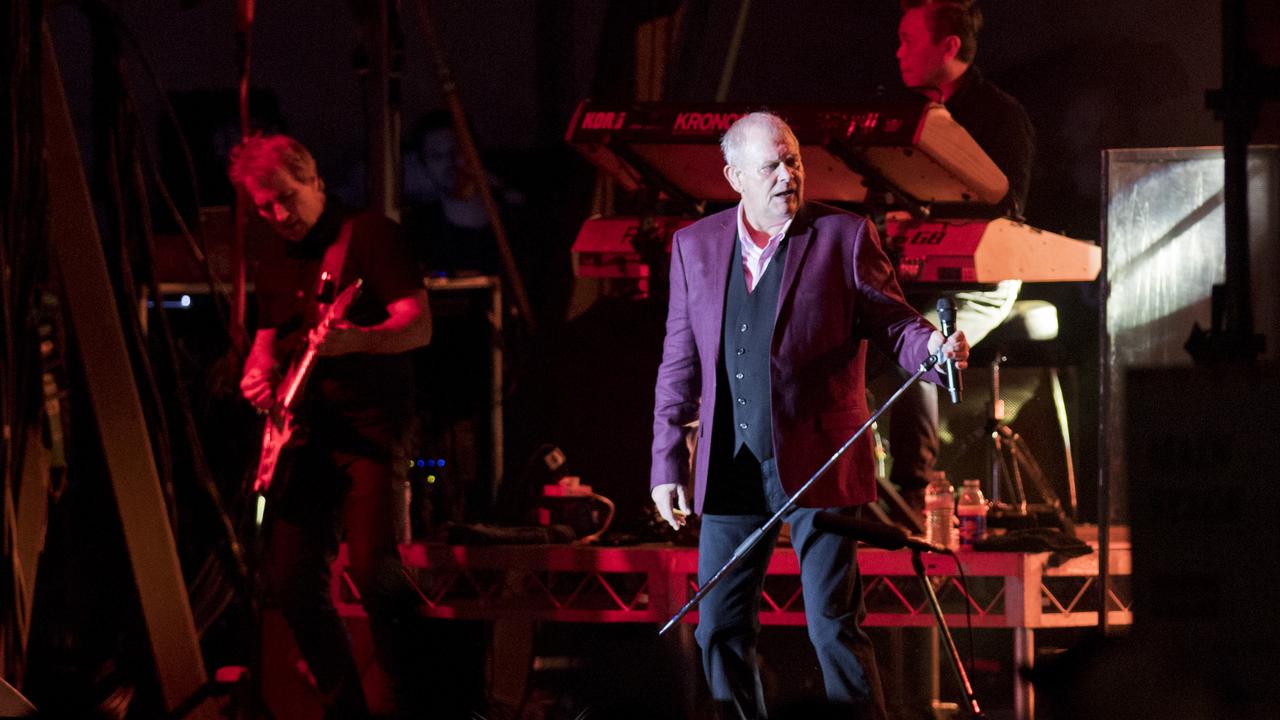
(944, 65), (1036, 218)
(875, 67), (1034, 219)
(254, 199), (422, 424)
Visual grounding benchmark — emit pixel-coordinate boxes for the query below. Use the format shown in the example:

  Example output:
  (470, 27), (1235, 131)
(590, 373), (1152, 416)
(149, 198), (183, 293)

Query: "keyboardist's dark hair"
(900, 0), (983, 64)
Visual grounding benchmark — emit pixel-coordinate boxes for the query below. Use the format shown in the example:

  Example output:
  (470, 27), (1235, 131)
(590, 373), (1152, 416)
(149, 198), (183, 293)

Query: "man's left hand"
(928, 329), (969, 369)
(310, 320), (367, 357)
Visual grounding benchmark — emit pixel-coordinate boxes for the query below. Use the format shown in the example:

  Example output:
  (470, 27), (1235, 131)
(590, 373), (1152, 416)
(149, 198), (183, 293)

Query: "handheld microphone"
(813, 512), (951, 554)
(936, 296), (963, 404)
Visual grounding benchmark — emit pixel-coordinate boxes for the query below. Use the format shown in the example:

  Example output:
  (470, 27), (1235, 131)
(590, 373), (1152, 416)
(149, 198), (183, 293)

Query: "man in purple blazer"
(650, 112), (969, 719)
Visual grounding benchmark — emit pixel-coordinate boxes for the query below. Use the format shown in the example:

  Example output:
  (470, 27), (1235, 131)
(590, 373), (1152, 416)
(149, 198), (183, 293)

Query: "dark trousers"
(871, 362), (940, 493)
(696, 451), (888, 720)
(266, 443), (428, 719)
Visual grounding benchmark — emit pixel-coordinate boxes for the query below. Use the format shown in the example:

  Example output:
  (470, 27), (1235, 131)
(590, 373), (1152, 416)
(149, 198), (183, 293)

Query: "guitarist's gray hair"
(228, 134), (323, 191)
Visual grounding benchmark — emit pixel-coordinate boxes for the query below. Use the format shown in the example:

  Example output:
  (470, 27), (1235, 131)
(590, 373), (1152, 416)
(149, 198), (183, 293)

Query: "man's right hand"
(651, 483), (691, 530)
(240, 367), (277, 411)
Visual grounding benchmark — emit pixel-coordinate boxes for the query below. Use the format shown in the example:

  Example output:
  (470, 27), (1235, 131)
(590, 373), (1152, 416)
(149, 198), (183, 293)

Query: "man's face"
(244, 166), (325, 242)
(897, 7), (951, 90)
(419, 127), (459, 193)
(725, 124), (804, 229)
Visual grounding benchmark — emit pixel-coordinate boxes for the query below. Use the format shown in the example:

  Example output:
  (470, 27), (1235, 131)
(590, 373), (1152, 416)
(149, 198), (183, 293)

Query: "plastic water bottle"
(957, 478), (989, 549)
(924, 475), (955, 550)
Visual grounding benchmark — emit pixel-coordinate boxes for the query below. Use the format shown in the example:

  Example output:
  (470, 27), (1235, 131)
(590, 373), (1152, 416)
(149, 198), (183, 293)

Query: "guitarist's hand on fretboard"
(309, 319), (367, 357)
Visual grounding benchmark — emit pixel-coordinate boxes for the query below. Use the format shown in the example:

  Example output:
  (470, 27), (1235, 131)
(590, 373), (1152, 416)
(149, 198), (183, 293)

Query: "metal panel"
(1101, 145), (1280, 522)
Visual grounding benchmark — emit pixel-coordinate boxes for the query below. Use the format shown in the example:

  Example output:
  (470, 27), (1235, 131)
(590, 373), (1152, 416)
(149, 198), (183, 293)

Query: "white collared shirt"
(735, 204), (793, 293)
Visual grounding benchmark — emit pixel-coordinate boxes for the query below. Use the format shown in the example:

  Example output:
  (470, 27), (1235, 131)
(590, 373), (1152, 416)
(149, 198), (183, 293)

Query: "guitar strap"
(315, 215), (356, 315)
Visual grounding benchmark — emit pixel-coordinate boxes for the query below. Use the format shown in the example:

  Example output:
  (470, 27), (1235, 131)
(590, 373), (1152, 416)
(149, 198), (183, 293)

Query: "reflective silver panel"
(1102, 146), (1279, 521)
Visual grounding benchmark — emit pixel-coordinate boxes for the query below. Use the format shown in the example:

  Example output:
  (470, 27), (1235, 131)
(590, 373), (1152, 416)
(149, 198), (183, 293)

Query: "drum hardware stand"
(984, 356), (1076, 533)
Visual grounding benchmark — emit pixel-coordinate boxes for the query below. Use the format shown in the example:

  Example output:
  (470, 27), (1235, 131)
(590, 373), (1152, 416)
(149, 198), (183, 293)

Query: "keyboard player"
(874, 0), (1036, 513)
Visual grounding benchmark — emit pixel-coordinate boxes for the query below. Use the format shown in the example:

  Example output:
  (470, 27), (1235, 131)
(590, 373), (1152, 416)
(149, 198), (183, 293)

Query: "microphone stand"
(658, 350), (944, 636)
(912, 549), (985, 718)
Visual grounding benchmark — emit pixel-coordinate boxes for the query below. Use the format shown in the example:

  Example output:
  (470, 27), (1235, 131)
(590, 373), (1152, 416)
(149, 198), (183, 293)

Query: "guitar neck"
(279, 345), (319, 411)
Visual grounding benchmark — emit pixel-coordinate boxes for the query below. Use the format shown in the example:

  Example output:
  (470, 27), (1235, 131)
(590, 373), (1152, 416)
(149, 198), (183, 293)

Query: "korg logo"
(581, 111), (627, 131)
(673, 112), (744, 135)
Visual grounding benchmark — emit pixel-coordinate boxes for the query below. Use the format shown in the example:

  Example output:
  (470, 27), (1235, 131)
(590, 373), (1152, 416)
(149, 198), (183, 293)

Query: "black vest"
(719, 237), (788, 461)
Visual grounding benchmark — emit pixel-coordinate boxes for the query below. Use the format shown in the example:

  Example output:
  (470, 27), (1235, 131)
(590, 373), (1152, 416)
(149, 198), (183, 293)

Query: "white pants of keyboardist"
(877, 279), (1022, 494)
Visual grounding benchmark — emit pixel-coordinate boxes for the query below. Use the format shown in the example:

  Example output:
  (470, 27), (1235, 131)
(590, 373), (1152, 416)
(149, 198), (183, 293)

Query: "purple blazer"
(650, 203), (942, 512)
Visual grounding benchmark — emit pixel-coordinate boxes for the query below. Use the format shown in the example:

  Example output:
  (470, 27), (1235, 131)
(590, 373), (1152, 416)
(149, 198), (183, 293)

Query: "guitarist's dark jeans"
(266, 445), (434, 719)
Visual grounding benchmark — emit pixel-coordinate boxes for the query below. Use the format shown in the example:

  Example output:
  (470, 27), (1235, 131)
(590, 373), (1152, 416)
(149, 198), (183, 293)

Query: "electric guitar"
(253, 276), (363, 493)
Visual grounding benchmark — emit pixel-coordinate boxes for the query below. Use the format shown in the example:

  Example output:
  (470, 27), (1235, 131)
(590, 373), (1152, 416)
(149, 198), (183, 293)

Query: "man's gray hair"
(720, 112), (793, 167)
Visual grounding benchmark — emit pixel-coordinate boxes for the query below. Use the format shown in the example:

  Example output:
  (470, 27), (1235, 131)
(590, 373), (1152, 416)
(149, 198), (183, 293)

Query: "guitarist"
(230, 134), (432, 719)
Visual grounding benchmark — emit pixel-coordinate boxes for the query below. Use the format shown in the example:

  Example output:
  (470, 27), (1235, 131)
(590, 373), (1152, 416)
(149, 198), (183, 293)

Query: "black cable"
(86, 7), (181, 532)
(52, 0), (249, 639)
(129, 113), (251, 608)
(69, 17), (255, 620)
(945, 548), (980, 682)
(3, 0), (52, 682)
(91, 0), (251, 582)
(70, 0), (235, 334)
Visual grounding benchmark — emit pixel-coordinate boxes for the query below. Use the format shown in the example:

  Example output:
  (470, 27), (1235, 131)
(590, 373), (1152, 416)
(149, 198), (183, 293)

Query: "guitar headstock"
(321, 278), (363, 323)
